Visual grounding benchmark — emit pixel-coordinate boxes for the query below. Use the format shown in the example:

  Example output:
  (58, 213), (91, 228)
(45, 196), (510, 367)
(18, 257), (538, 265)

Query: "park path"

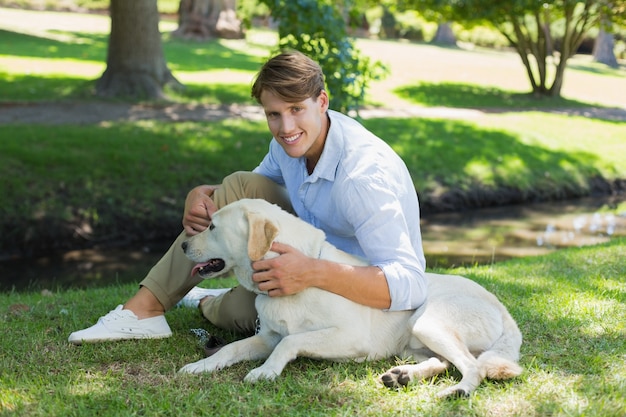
(0, 101), (487, 125)
(1, 101), (625, 125)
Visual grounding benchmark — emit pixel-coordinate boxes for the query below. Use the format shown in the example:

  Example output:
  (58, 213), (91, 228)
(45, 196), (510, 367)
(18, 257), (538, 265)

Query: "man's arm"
(251, 242), (391, 309)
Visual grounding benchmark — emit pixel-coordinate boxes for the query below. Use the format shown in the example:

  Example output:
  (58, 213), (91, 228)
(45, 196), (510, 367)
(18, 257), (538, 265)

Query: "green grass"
(0, 9), (624, 255)
(0, 7), (625, 417)
(0, 119), (270, 255)
(0, 0), (181, 14)
(0, 27), (264, 102)
(395, 82), (594, 109)
(1, 239), (624, 416)
(2, 114), (624, 256)
(364, 114), (625, 196)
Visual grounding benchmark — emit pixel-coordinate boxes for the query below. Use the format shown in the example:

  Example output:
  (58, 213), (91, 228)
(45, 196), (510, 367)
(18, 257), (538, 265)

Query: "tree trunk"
(173, 0), (244, 40)
(431, 22), (456, 46)
(498, 2), (597, 98)
(593, 29), (619, 68)
(380, 5), (397, 39)
(96, 0), (181, 99)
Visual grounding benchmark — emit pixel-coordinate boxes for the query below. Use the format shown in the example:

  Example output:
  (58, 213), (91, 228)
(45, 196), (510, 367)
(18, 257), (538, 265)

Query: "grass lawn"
(0, 8), (625, 416)
(1, 238), (624, 416)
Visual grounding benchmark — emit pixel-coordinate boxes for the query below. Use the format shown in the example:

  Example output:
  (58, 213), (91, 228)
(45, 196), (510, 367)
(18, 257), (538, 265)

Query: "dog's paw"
(436, 384), (471, 399)
(178, 358), (219, 374)
(244, 366), (279, 383)
(380, 366), (412, 388)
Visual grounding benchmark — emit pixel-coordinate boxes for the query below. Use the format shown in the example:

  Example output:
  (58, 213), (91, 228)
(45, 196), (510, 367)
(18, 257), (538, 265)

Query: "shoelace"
(102, 308), (132, 322)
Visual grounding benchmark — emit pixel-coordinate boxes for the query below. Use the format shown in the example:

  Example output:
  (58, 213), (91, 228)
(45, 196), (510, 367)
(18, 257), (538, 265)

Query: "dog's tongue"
(191, 262), (210, 277)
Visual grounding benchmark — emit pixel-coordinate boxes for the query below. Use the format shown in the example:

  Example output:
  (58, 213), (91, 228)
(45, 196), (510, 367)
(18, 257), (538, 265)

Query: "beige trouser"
(139, 171), (293, 335)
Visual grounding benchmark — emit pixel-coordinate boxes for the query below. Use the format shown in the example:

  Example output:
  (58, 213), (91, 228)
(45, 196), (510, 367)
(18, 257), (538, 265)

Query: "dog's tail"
(477, 313), (523, 380)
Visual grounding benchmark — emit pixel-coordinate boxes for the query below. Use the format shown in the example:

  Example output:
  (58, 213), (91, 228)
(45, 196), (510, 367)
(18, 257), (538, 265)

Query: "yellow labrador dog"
(179, 199), (522, 398)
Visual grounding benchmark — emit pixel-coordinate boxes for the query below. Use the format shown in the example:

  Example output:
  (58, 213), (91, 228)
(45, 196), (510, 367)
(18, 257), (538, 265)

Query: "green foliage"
(258, 0), (388, 113)
(456, 25), (510, 48)
(394, 10), (427, 40)
(236, 0), (271, 28)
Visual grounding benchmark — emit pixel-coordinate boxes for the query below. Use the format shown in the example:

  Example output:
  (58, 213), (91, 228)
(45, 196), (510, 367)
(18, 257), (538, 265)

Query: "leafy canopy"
(399, 0), (626, 97)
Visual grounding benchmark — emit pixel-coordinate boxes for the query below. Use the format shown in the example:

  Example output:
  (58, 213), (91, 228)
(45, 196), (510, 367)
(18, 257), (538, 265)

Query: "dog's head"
(181, 199), (284, 293)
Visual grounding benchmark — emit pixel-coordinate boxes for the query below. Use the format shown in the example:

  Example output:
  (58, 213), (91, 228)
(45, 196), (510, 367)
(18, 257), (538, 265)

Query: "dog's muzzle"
(182, 241), (226, 277)
(191, 259), (226, 277)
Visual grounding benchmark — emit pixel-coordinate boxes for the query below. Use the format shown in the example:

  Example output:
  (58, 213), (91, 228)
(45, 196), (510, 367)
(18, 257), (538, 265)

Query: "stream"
(1, 195), (624, 293)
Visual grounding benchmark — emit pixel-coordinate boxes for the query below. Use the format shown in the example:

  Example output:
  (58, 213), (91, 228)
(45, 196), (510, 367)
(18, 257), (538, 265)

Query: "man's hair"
(251, 50), (325, 104)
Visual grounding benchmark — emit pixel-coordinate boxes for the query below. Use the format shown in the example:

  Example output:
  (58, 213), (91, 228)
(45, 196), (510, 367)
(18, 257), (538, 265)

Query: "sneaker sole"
(69, 332), (172, 345)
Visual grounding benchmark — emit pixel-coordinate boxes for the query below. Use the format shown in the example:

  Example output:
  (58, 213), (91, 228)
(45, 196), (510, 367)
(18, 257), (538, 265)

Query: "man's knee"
(218, 171), (292, 212)
(201, 286), (258, 336)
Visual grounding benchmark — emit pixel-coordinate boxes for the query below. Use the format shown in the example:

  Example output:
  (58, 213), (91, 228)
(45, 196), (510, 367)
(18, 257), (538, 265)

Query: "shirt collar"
(308, 110), (342, 182)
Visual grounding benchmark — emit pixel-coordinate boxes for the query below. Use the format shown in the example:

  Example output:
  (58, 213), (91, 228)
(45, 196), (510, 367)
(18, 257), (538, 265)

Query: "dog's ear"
(247, 211), (279, 261)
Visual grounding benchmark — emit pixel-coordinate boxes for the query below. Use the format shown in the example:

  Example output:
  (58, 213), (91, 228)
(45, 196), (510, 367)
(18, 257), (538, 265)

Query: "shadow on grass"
(0, 119), (270, 257)
(0, 71), (253, 103)
(394, 82), (593, 109)
(0, 28), (263, 102)
(0, 72), (96, 100)
(0, 28), (264, 72)
(362, 117), (609, 211)
(0, 29), (108, 61)
(394, 81), (626, 122)
(567, 62), (626, 76)
(1, 115), (614, 256)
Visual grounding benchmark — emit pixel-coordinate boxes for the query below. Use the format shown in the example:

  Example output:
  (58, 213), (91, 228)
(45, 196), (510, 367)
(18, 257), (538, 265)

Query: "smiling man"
(68, 51), (428, 344)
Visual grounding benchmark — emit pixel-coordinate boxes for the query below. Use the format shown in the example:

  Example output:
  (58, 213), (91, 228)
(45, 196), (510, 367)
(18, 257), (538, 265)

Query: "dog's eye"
(209, 223), (215, 231)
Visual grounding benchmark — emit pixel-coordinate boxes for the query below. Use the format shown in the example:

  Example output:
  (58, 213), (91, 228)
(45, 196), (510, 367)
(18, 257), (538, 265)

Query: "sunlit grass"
(362, 115), (626, 197)
(0, 6), (625, 416)
(1, 239), (624, 416)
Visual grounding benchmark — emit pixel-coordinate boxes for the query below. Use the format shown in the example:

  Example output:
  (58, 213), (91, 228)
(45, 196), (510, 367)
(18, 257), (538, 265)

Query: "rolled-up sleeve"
(338, 178), (427, 311)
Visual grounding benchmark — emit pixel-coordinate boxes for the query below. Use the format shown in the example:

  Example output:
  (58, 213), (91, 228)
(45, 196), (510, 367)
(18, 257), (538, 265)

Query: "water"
(422, 195), (626, 267)
(1, 196), (624, 292)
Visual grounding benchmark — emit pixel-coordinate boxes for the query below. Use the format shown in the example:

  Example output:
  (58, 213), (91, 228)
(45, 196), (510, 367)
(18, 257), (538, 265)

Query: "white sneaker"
(176, 287), (231, 308)
(68, 305), (172, 345)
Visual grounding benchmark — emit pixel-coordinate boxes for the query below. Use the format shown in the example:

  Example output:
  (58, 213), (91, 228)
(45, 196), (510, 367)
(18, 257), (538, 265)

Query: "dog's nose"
(181, 241), (188, 252)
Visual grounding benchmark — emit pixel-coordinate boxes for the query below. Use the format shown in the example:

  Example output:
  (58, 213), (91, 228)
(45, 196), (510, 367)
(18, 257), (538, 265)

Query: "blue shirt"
(253, 110), (427, 311)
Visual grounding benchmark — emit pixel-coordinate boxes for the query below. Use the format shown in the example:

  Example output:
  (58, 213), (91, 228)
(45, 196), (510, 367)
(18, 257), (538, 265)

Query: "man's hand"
(251, 242), (317, 297)
(182, 185), (220, 236)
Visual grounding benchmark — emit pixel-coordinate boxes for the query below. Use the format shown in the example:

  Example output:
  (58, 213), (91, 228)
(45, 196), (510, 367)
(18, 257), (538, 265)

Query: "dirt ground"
(1, 100), (626, 125)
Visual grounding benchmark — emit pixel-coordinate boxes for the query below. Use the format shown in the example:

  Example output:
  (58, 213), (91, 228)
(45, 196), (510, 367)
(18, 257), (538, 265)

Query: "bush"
(457, 25), (511, 49)
(260, 0), (388, 113)
(395, 10), (427, 41)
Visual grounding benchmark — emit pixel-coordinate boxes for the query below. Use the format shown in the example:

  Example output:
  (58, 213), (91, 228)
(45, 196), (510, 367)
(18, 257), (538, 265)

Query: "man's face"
(260, 90), (329, 169)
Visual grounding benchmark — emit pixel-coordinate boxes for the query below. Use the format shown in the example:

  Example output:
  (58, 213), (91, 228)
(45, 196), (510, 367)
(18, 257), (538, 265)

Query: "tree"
(96, 0), (181, 99)
(593, 28), (619, 67)
(172, 0), (244, 40)
(431, 22), (457, 45)
(403, 0), (626, 98)
(259, 0), (387, 113)
(593, 5), (620, 69)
